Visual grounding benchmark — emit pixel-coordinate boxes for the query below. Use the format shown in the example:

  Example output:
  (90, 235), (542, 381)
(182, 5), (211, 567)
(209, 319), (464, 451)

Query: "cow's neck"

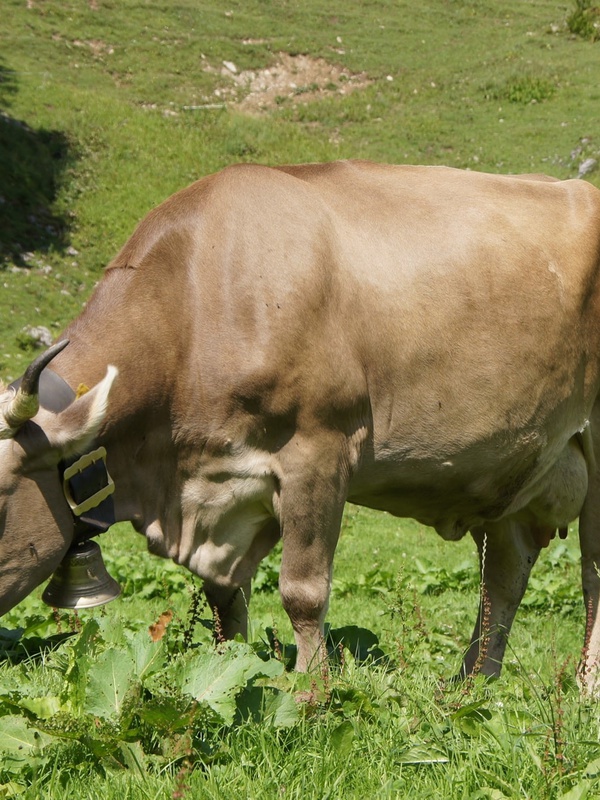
(51, 269), (188, 539)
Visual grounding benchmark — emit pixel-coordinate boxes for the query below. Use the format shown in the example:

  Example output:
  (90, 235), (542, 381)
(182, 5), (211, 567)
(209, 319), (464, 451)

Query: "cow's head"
(0, 342), (118, 615)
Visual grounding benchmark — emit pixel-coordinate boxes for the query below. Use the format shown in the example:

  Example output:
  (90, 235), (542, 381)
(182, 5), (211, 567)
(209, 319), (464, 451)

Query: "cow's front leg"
(200, 518), (281, 643)
(277, 446), (348, 671)
(460, 522), (540, 678)
(203, 579), (251, 642)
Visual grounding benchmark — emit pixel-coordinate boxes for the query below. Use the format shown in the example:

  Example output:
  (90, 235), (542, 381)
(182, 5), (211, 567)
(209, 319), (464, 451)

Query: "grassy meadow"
(2, 0), (600, 797)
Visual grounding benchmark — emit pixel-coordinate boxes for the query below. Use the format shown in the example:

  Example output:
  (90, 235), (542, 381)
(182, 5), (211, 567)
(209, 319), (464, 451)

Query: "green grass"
(0, 512), (590, 799)
(2, 0), (600, 797)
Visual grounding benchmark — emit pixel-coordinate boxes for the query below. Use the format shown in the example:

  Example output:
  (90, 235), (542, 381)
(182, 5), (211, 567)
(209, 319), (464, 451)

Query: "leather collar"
(60, 448), (116, 542)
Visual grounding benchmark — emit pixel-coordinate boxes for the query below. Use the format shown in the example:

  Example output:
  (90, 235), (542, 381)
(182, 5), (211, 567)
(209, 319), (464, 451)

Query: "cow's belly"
(348, 433), (590, 541)
(515, 436), (588, 528)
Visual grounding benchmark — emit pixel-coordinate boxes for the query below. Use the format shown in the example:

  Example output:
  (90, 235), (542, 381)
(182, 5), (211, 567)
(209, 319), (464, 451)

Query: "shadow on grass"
(264, 623), (394, 671)
(0, 626), (74, 665)
(0, 61), (73, 266)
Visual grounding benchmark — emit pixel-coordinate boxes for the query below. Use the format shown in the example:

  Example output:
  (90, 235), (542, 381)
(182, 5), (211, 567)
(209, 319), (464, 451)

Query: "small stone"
(578, 158), (598, 178)
(21, 325), (53, 348)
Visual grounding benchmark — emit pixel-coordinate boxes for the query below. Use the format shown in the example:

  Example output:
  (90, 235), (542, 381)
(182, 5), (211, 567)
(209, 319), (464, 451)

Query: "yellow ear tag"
(75, 383), (90, 399)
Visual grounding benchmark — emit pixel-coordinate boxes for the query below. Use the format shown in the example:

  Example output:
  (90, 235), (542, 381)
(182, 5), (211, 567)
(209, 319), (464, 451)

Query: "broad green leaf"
(263, 688), (299, 728)
(68, 619), (101, 660)
(453, 715), (485, 737)
(236, 686), (299, 728)
(96, 615), (126, 646)
(451, 701), (493, 736)
(160, 732), (194, 762)
(0, 780), (26, 797)
(181, 643), (283, 724)
(332, 686), (378, 717)
(138, 696), (199, 732)
(330, 720), (355, 757)
(15, 695), (63, 720)
(559, 781), (591, 800)
(63, 619), (100, 712)
(395, 746), (449, 765)
(451, 701), (493, 722)
(0, 716), (52, 761)
(115, 741), (147, 777)
(125, 630), (166, 681)
(85, 647), (136, 719)
(584, 757), (600, 778)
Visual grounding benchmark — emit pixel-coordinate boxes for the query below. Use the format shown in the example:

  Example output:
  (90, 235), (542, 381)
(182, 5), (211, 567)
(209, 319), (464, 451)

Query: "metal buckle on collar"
(62, 446), (115, 517)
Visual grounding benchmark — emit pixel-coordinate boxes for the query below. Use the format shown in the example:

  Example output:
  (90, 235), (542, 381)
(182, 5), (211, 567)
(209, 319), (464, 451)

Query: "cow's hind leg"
(460, 522), (541, 678)
(577, 494), (600, 692)
(576, 408), (600, 692)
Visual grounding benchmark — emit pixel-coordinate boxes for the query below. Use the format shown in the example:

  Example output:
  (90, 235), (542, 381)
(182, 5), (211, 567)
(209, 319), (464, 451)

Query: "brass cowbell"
(42, 540), (121, 609)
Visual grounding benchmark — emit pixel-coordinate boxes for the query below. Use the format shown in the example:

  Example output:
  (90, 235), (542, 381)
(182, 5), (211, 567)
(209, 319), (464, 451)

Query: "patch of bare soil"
(204, 53), (371, 113)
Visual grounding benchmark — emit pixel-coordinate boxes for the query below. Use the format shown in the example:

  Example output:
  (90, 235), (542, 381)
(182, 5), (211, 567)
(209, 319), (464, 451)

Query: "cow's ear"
(43, 366), (118, 457)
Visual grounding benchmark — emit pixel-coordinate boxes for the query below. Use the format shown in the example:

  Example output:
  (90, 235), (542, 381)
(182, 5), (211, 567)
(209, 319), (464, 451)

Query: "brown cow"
(2, 160), (600, 684)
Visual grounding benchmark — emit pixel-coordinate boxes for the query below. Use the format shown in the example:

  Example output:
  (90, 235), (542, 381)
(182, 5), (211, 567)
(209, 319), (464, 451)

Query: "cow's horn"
(3, 340), (70, 430)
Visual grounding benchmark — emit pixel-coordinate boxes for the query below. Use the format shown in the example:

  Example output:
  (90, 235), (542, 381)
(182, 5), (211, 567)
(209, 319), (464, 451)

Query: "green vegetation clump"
(503, 74), (557, 104)
(483, 73), (558, 105)
(567, 0), (600, 41)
